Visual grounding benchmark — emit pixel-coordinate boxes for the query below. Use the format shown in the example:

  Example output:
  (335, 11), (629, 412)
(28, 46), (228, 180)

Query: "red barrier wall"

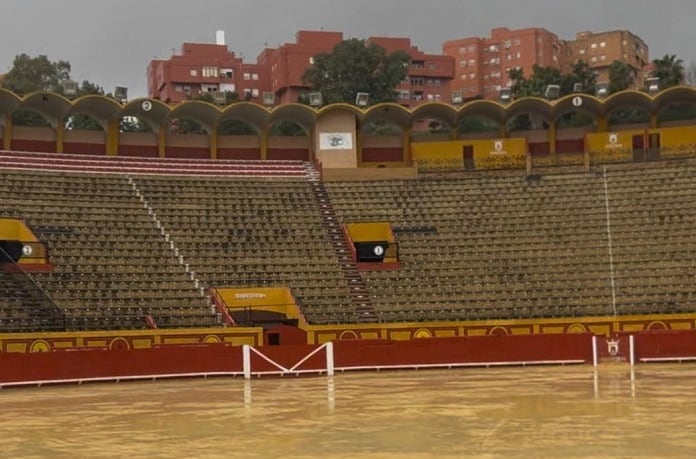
(334, 334), (593, 367)
(267, 148), (309, 161)
(528, 142), (550, 155)
(362, 147), (403, 162)
(11, 139), (56, 153)
(630, 330), (696, 360)
(555, 139), (584, 154)
(63, 142), (106, 155)
(166, 146), (210, 159)
(0, 333), (595, 386)
(118, 145), (159, 157)
(217, 148), (261, 160)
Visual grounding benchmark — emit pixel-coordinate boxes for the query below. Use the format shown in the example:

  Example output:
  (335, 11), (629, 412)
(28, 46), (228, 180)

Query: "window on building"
(591, 43), (597, 49)
(309, 57), (315, 64)
(243, 73), (251, 80)
(427, 94), (434, 101)
(202, 66), (219, 78)
(600, 55), (606, 61)
(460, 60), (467, 67)
(434, 94), (441, 101)
(591, 56), (597, 62)
(183, 85), (191, 93)
(600, 41), (606, 48)
(175, 85), (183, 92)
(461, 74), (467, 80)
(252, 73), (259, 80)
(579, 49), (586, 54)
(243, 88), (252, 96)
(411, 77), (425, 86)
(398, 90), (410, 100)
(469, 72), (476, 79)
(468, 59), (475, 66)
(513, 38), (520, 46)
(251, 88), (260, 98)
(505, 40), (511, 49)
(515, 52), (521, 59)
(459, 47), (467, 54)
(468, 45), (475, 53)
(190, 69), (198, 77)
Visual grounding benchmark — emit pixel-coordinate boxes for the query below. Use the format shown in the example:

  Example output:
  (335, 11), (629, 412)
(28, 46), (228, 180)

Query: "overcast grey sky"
(1, 0), (693, 97)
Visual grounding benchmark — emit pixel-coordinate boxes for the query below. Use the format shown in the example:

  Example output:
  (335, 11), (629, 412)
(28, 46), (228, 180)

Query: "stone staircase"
(304, 163), (376, 322)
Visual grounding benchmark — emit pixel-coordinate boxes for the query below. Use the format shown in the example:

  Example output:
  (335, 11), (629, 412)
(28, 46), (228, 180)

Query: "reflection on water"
(1, 364), (695, 458)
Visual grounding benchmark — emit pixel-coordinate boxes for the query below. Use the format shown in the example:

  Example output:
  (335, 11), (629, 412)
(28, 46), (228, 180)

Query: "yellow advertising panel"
(411, 138), (527, 170)
(586, 130), (642, 163)
(346, 222), (393, 243)
(649, 126), (696, 157)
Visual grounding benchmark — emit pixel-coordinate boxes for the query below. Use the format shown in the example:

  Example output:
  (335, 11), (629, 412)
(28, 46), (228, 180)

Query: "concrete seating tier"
(325, 160), (696, 322)
(0, 150), (306, 176)
(0, 169), (218, 331)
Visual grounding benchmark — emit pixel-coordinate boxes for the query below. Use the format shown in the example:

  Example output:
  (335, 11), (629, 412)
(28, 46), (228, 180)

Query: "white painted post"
(592, 335), (598, 367)
(629, 335), (635, 366)
(326, 342), (335, 377)
(243, 345), (251, 380)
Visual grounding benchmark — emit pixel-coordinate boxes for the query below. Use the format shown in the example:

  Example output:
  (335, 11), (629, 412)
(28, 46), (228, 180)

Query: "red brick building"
(256, 30), (344, 105)
(147, 40), (270, 104)
(563, 30), (649, 87)
(443, 27), (564, 100)
(367, 36), (454, 105)
(148, 30), (454, 107)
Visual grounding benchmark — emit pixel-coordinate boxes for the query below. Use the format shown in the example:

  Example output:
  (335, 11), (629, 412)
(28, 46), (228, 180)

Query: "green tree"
(686, 61), (696, 87)
(562, 60), (597, 95)
(608, 60), (635, 94)
(302, 39), (409, 106)
(119, 117), (152, 133)
(650, 54), (685, 88)
(1, 53), (71, 94)
(507, 67), (528, 98)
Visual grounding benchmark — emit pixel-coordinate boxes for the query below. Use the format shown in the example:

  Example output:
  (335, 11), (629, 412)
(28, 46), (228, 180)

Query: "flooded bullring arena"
(1, 363), (695, 458)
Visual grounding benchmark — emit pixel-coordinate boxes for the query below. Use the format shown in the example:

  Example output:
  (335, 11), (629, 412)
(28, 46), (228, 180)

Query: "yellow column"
(596, 115), (608, 132)
(106, 119), (119, 156)
(355, 123), (362, 166)
(402, 128), (411, 163)
(548, 120), (556, 159)
(55, 119), (64, 154)
(450, 125), (458, 140)
(3, 115), (12, 150)
(260, 127), (268, 161)
(158, 125), (166, 158)
(210, 125), (218, 160)
(308, 126), (316, 162)
(498, 123), (508, 139)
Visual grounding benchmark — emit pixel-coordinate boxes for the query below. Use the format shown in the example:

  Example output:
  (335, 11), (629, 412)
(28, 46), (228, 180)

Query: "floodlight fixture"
(544, 84), (560, 100)
(355, 92), (369, 107)
(309, 92), (323, 107)
(499, 87), (512, 103)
